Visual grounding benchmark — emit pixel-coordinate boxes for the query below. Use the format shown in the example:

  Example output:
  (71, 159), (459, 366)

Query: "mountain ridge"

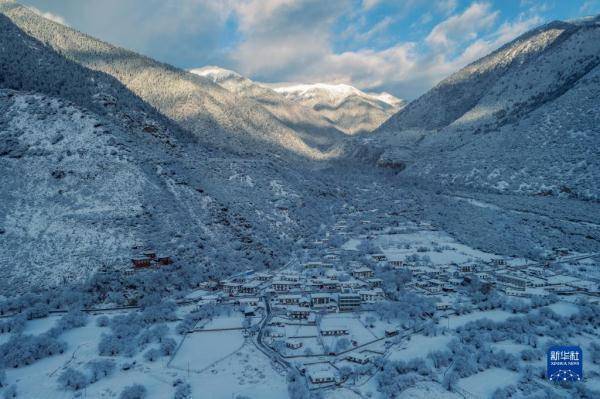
(193, 66), (405, 135)
(0, 1), (345, 160)
(371, 15), (600, 201)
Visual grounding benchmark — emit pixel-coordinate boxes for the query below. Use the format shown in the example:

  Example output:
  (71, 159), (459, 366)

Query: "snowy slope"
(0, 87), (337, 292)
(190, 66), (348, 148)
(373, 16), (600, 200)
(273, 82), (405, 135)
(0, 2), (344, 160)
(0, 91), (202, 290)
(0, 4), (348, 291)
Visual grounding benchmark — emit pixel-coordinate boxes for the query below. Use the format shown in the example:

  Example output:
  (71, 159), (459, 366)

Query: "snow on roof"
(287, 306), (311, 312)
(278, 294), (302, 299)
(321, 324), (349, 331)
(307, 369), (335, 380)
(347, 352), (371, 360)
(547, 275), (580, 284)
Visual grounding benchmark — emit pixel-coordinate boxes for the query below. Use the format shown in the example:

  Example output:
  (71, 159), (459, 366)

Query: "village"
(154, 210), (600, 395)
(2, 209), (599, 399)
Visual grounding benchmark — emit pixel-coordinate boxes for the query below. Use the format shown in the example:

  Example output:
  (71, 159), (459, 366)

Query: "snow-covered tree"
(119, 384), (147, 399)
(58, 368), (89, 391)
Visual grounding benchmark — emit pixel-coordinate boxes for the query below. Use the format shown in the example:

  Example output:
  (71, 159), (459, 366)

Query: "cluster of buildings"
(130, 248), (173, 269)
(391, 256), (598, 298)
(212, 262), (385, 320)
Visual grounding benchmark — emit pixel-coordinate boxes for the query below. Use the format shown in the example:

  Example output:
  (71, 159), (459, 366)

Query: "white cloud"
(23, 0), (548, 99)
(362, 0), (381, 10)
(426, 2), (499, 49)
(227, 0), (538, 98)
(436, 0), (458, 15)
(580, 0), (600, 14)
(27, 6), (69, 26)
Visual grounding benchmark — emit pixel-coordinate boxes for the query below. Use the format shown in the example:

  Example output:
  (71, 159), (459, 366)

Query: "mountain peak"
(189, 66), (243, 83)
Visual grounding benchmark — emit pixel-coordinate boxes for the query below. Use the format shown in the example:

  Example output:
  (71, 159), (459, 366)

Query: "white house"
(352, 267), (374, 279)
(321, 325), (349, 336)
(346, 352), (371, 364)
(307, 369), (336, 384)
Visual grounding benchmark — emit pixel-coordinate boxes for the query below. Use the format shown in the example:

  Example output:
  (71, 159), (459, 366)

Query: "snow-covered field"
(445, 310), (514, 329)
(389, 334), (453, 361)
(170, 330), (245, 372)
(458, 368), (520, 398)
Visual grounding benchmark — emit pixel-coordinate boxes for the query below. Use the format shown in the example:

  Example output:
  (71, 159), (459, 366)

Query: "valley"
(0, 1), (599, 398)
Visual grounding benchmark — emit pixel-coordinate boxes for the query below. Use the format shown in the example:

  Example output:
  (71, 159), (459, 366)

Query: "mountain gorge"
(1, 0), (599, 293)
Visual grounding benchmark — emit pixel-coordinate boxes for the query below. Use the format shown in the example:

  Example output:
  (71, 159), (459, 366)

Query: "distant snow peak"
(189, 66), (242, 82)
(273, 82), (403, 107)
(372, 92), (405, 108)
(188, 65), (405, 134)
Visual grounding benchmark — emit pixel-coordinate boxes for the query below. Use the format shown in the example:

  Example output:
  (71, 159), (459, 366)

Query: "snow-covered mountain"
(272, 83), (405, 135)
(189, 66), (347, 146)
(373, 16), (600, 200)
(192, 66), (404, 135)
(0, 3), (346, 291)
(0, 2), (346, 160)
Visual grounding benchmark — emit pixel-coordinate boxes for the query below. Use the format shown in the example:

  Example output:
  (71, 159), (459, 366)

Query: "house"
(324, 269), (340, 280)
(338, 293), (361, 311)
(385, 329), (399, 337)
(359, 289), (384, 303)
(304, 261), (330, 269)
(242, 306), (256, 317)
(310, 278), (340, 291)
(307, 369), (336, 384)
(199, 280), (219, 291)
(324, 253), (339, 262)
(545, 284), (577, 295)
(131, 258), (151, 269)
(366, 278), (383, 288)
(321, 325), (349, 336)
(436, 302), (452, 311)
(272, 280), (298, 292)
(371, 254), (387, 262)
(286, 340), (303, 349)
(459, 264), (477, 273)
(142, 250), (156, 260)
(346, 352), (371, 364)
(223, 282), (242, 295)
(278, 294), (302, 306)
(239, 297), (260, 307)
(389, 259), (404, 268)
(156, 255), (173, 266)
(280, 272), (301, 282)
(311, 293), (332, 307)
(255, 272), (272, 282)
(298, 297), (311, 308)
(288, 306), (311, 319)
(490, 259), (506, 266)
(495, 271), (528, 289)
(240, 280), (262, 295)
(352, 267), (374, 279)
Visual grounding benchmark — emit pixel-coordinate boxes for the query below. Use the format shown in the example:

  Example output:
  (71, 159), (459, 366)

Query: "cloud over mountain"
(19, 0), (600, 98)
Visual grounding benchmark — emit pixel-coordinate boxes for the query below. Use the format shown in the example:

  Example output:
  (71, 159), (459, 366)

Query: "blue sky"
(21, 0), (600, 99)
